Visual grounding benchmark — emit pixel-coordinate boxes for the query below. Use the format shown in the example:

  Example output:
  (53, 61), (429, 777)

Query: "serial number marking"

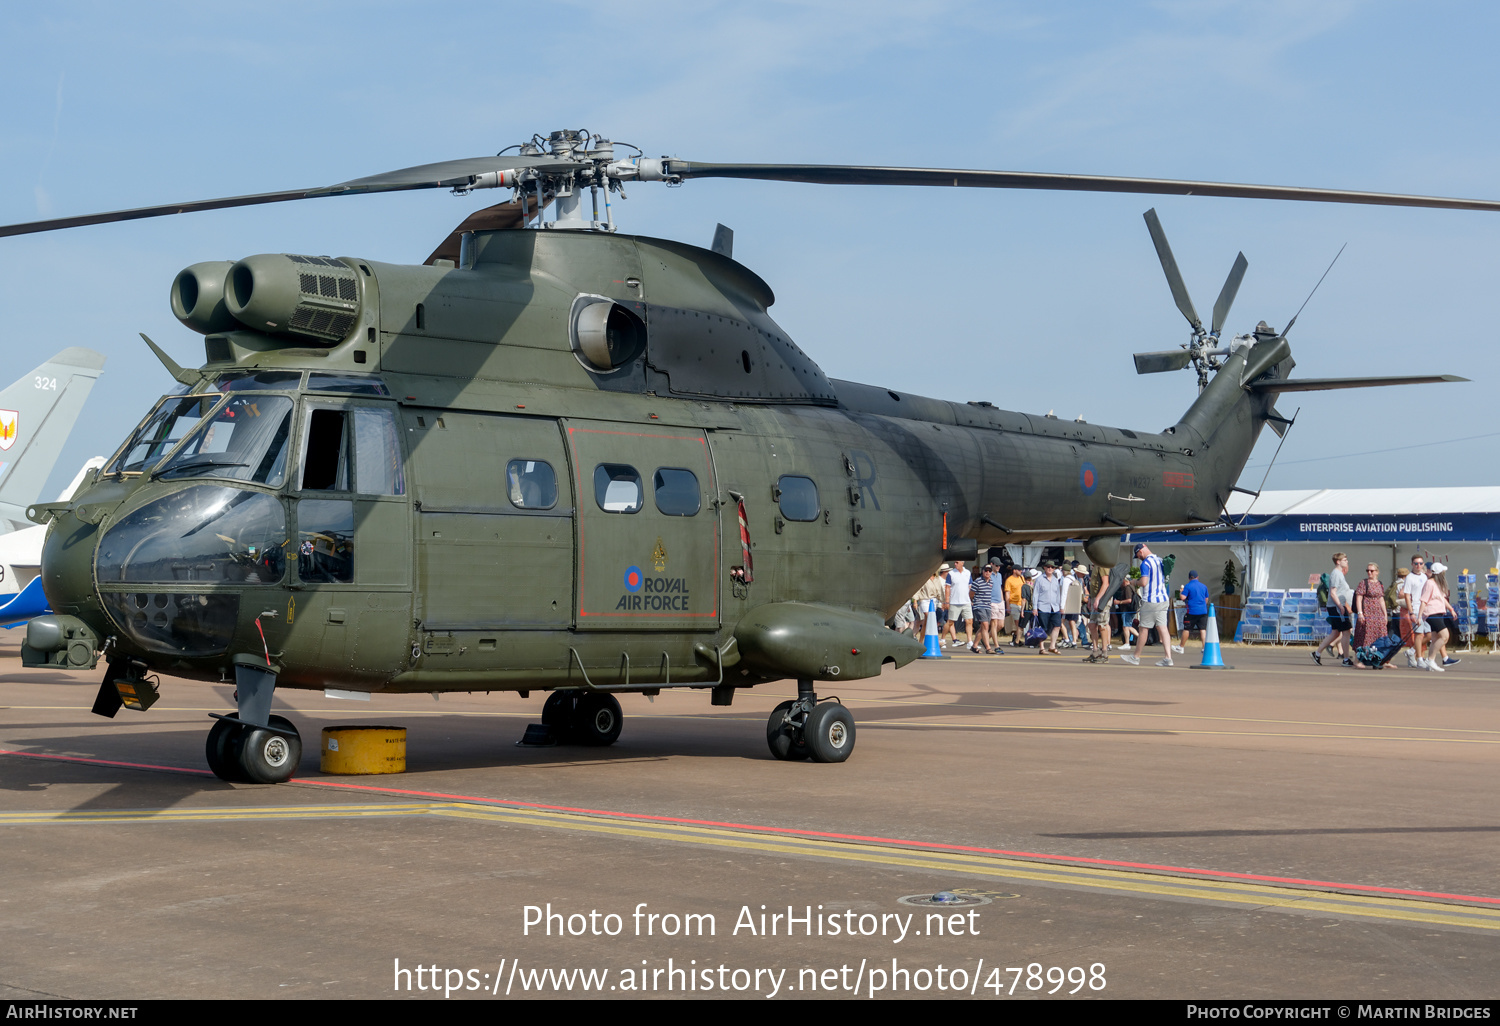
(1005, 963), (1105, 994)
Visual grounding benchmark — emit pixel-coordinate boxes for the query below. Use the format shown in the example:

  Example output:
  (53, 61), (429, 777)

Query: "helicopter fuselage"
(28, 229), (1274, 698)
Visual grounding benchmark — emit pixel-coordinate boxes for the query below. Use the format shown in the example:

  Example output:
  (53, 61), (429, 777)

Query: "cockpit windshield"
(107, 394), (225, 475)
(155, 394), (295, 486)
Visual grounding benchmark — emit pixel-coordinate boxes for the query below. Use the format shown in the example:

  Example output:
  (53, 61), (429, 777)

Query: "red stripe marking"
(1, 749), (214, 776)
(5, 747), (1497, 908)
(295, 778), (1500, 907)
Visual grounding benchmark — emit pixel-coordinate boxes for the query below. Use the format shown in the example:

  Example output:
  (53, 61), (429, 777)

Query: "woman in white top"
(1420, 564), (1457, 672)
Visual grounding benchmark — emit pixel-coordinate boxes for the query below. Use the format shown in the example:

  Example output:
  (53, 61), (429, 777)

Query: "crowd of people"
(890, 547), (1468, 671)
(895, 543), (1212, 666)
(1311, 552), (1460, 671)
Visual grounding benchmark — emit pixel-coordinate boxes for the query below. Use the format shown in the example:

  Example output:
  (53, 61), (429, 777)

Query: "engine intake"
(223, 254), (363, 344)
(169, 261), (239, 335)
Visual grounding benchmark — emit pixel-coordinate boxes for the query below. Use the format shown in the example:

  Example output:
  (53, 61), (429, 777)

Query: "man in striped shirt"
(1121, 543), (1175, 666)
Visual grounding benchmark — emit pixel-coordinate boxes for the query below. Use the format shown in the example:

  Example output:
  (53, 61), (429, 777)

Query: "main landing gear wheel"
(540, 691), (623, 746)
(206, 715), (302, 784)
(766, 678), (856, 763)
(803, 702), (855, 763)
(765, 700), (811, 761)
(541, 691), (577, 741)
(574, 693), (623, 747)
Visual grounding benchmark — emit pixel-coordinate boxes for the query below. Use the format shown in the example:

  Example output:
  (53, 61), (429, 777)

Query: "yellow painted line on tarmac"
(850, 721), (1500, 744)
(4, 799), (1498, 932)
(0, 803), (437, 825)
(4, 702), (1495, 745)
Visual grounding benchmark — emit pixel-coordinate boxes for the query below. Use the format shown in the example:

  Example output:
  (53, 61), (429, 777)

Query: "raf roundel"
(623, 566), (643, 593)
(1079, 462), (1097, 495)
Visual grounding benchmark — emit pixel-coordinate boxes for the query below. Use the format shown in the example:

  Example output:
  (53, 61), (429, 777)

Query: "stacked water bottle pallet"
(1234, 589), (1331, 644)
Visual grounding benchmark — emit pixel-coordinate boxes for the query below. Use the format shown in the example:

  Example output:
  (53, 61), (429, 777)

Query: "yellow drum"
(320, 725), (407, 775)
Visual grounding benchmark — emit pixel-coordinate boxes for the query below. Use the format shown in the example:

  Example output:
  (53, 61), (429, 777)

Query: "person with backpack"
(1312, 552), (1354, 666)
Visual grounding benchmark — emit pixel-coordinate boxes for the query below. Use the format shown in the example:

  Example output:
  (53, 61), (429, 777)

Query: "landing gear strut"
(204, 661), (302, 783)
(766, 678), (855, 763)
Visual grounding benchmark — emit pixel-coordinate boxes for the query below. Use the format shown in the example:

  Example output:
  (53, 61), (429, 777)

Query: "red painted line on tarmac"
(295, 777), (1500, 907)
(7, 746), (1497, 909)
(0, 748), (214, 776)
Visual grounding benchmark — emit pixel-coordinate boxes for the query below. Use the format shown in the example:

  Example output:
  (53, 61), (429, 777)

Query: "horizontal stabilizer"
(1248, 374), (1467, 393)
(1133, 349), (1192, 374)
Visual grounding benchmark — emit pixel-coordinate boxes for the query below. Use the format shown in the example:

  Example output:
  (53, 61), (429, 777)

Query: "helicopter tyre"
(765, 700), (811, 761)
(205, 718), (250, 783)
(237, 715), (303, 784)
(573, 693), (623, 747)
(803, 702), (855, 764)
(541, 691), (578, 743)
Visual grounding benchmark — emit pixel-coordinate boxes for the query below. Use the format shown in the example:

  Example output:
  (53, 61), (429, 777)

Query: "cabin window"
(297, 498), (354, 583)
(507, 459), (558, 509)
(653, 468), (700, 516)
(593, 464), (642, 513)
(777, 475), (820, 522)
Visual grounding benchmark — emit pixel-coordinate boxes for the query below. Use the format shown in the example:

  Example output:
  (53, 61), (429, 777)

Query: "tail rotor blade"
(1133, 350), (1194, 374)
(1210, 252), (1248, 336)
(1143, 208), (1202, 331)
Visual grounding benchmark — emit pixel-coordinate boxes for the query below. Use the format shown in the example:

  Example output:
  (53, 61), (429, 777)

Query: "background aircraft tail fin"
(0, 348), (107, 530)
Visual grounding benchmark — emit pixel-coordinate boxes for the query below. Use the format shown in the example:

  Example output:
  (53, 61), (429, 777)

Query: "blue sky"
(1, 1), (1495, 499)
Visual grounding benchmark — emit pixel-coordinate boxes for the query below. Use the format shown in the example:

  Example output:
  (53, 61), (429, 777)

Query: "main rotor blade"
(1143, 208), (1201, 331)
(666, 162), (1500, 213)
(1211, 252), (1248, 336)
(1133, 350), (1193, 374)
(0, 155), (578, 239)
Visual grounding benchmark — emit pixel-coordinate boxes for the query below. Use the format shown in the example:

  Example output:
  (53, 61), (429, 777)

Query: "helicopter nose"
(31, 508), (111, 670)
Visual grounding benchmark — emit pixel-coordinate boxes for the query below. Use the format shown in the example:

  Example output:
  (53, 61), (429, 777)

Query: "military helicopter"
(4, 130), (1475, 783)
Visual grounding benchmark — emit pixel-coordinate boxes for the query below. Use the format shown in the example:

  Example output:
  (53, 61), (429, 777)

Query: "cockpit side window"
(351, 407), (405, 495)
(300, 404), (405, 495)
(301, 409), (352, 491)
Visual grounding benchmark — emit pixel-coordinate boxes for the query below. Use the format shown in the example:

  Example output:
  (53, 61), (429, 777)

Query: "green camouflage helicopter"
(3, 130), (1474, 782)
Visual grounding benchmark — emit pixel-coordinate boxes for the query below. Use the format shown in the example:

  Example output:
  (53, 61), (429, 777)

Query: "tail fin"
(0, 348), (106, 530)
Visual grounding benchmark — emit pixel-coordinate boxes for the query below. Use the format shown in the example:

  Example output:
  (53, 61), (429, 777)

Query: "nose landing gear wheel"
(239, 715), (303, 783)
(206, 718), (249, 782)
(207, 715), (302, 784)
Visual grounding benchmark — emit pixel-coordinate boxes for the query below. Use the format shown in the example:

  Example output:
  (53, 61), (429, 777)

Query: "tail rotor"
(1132, 208), (1249, 392)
